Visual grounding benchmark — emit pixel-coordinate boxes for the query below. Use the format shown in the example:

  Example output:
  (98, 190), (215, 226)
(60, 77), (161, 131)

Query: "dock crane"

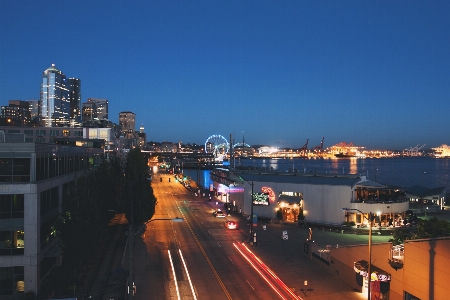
(311, 137), (325, 151)
(403, 144), (426, 156)
(298, 139), (309, 157)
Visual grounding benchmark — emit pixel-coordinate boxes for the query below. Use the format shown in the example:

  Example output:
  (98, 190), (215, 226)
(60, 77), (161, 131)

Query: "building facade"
(39, 64), (70, 127)
(119, 111), (135, 134)
(0, 101), (31, 126)
(87, 98), (108, 120)
(0, 141), (104, 296)
(210, 169), (410, 225)
(67, 78), (81, 125)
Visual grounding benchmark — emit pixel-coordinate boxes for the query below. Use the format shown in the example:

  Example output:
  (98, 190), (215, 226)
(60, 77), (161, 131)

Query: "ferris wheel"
(205, 135), (230, 159)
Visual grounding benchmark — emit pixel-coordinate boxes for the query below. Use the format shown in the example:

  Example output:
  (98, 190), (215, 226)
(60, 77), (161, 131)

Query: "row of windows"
(36, 153), (94, 181)
(7, 129), (82, 137)
(0, 159), (30, 183)
(0, 194), (24, 219)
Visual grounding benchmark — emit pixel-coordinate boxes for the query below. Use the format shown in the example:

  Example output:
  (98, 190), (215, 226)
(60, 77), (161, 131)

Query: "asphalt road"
(132, 173), (283, 300)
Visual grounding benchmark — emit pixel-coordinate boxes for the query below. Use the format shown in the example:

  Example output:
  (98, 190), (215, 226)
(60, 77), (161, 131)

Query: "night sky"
(1, 1), (449, 150)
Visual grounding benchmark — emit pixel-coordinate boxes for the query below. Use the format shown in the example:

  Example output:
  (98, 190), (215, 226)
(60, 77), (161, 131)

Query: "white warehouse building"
(210, 169), (410, 227)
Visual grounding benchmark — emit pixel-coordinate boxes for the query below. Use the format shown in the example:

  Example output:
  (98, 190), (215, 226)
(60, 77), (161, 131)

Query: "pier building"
(210, 168), (410, 227)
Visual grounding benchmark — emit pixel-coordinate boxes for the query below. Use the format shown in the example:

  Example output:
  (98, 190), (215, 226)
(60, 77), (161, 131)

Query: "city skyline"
(1, 1), (449, 149)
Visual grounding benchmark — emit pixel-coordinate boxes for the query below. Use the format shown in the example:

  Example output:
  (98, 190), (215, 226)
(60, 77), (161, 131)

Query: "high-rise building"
(26, 100), (40, 120)
(87, 98), (108, 120)
(40, 64), (70, 127)
(82, 102), (97, 121)
(119, 111), (135, 134)
(67, 78), (81, 124)
(1, 100), (31, 126)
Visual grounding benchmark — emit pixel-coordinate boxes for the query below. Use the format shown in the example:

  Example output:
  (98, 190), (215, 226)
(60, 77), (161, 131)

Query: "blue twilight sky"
(1, 1), (449, 150)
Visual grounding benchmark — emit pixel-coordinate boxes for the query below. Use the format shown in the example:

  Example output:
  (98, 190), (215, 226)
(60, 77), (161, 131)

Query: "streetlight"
(240, 179), (255, 237)
(342, 208), (373, 300)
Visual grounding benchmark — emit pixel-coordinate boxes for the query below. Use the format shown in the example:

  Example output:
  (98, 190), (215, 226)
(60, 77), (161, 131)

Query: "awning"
(354, 260), (391, 282)
(278, 195), (302, 205)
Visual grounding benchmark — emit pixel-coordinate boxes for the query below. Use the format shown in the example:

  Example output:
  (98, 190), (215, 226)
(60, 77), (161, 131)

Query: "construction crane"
(403, 144), (426, 156)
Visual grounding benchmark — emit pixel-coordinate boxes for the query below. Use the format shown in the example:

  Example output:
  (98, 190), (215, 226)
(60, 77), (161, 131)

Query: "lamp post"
(238, 176), (255, 240)
(249, 181), (254, 237)
(342, 208), (372, 300)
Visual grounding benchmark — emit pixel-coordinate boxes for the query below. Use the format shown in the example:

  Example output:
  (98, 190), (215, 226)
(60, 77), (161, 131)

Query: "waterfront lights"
(341, 208), (373, 300)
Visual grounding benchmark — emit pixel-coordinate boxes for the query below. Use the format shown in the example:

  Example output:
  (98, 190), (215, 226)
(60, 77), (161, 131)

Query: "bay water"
(183, 157), (450, 191)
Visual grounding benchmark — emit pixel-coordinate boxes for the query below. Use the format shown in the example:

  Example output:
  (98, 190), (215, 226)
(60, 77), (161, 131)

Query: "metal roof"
(235, 171), (361, 187)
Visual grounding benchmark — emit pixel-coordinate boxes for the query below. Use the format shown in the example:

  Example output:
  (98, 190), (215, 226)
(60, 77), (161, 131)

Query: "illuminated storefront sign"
(252, 192), (270, 205)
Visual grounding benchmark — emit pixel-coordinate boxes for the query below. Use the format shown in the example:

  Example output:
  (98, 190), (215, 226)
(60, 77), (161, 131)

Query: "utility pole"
(128, 181), (134, 299)
(249, 181), (254, 238)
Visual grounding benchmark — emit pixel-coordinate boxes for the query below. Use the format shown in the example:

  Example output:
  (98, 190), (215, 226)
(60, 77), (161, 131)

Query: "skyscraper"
(87, 98), (108, 120)
(119, 111), (135, 134)
(82, 102), (97, 121)
(67, 78), (81, 125)
(40, 64), (70, 127)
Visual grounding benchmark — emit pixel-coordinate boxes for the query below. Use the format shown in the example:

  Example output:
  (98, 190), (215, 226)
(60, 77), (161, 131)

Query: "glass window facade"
(0, 194), (24, 256)
(0, 158), (30, 182)
(0, 266), (24, 295)
(23, 130), (33, 136)
(49, 130), (59, 137)
(36, 130), (46, 136)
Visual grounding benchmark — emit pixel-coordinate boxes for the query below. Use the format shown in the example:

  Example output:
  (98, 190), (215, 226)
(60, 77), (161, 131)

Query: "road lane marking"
(168, 250), (181, 300)
(175, 202), (232, 300)
(179, 249), (197, 300)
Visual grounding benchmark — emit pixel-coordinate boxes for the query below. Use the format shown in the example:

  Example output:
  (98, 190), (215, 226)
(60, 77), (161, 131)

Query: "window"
(0, 266), (24, 295)
(25, 138), (33, 142)
(62, 130), (70, 137)
(74, 130), (83, 137)
(7, 130), (20, 134)
(36, 130), (46, 136)
(0, 194), (24, 219)
(0, 231), (25, 255)
(50, 130), (59, 137)
(23, 130), (33, 136)
(0, 158), (30, 182)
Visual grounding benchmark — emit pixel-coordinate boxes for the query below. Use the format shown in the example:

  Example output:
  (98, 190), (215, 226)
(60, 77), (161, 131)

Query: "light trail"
(240, 243), (302, 299)
(234, 242), (303, 300)
(233, 243), (288, 300)
(179, 249), (197, 300)
(168, 250), (181, 300)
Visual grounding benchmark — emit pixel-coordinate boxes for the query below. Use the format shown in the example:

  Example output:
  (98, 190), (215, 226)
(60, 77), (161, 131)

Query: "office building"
(67, 78), (81, 125)
(0, 138), (105, 295)
(0, 101), (31, 126)
(82, 102), (97, 121)
(25, 100), (40, 121)
(39, 64), (70, 127)
(119, 111), (135, 134)
(87, 98), (108, 120)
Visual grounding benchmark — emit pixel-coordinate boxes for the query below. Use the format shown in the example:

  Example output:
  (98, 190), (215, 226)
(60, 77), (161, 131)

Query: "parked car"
(213, 209), (226, 218)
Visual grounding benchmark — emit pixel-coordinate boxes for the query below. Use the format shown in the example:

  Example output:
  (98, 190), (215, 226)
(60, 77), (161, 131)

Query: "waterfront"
(182, 157), (450, 191)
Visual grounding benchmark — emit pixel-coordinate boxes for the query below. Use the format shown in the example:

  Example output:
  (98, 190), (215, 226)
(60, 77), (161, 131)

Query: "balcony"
(388, 244), (404, 270)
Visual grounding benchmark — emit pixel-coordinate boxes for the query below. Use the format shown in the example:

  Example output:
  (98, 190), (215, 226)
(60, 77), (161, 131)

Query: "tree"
(124, 147), (156, 226)
(391, 217), (450, 245)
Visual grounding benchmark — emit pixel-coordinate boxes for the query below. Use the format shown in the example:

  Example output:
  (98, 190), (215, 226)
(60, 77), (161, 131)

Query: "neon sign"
(261, 187), (275, 202)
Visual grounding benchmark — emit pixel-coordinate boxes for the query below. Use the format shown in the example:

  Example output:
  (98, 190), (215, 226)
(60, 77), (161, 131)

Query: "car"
(225, 220), (237, 229)
(213, 209), (226, 218)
